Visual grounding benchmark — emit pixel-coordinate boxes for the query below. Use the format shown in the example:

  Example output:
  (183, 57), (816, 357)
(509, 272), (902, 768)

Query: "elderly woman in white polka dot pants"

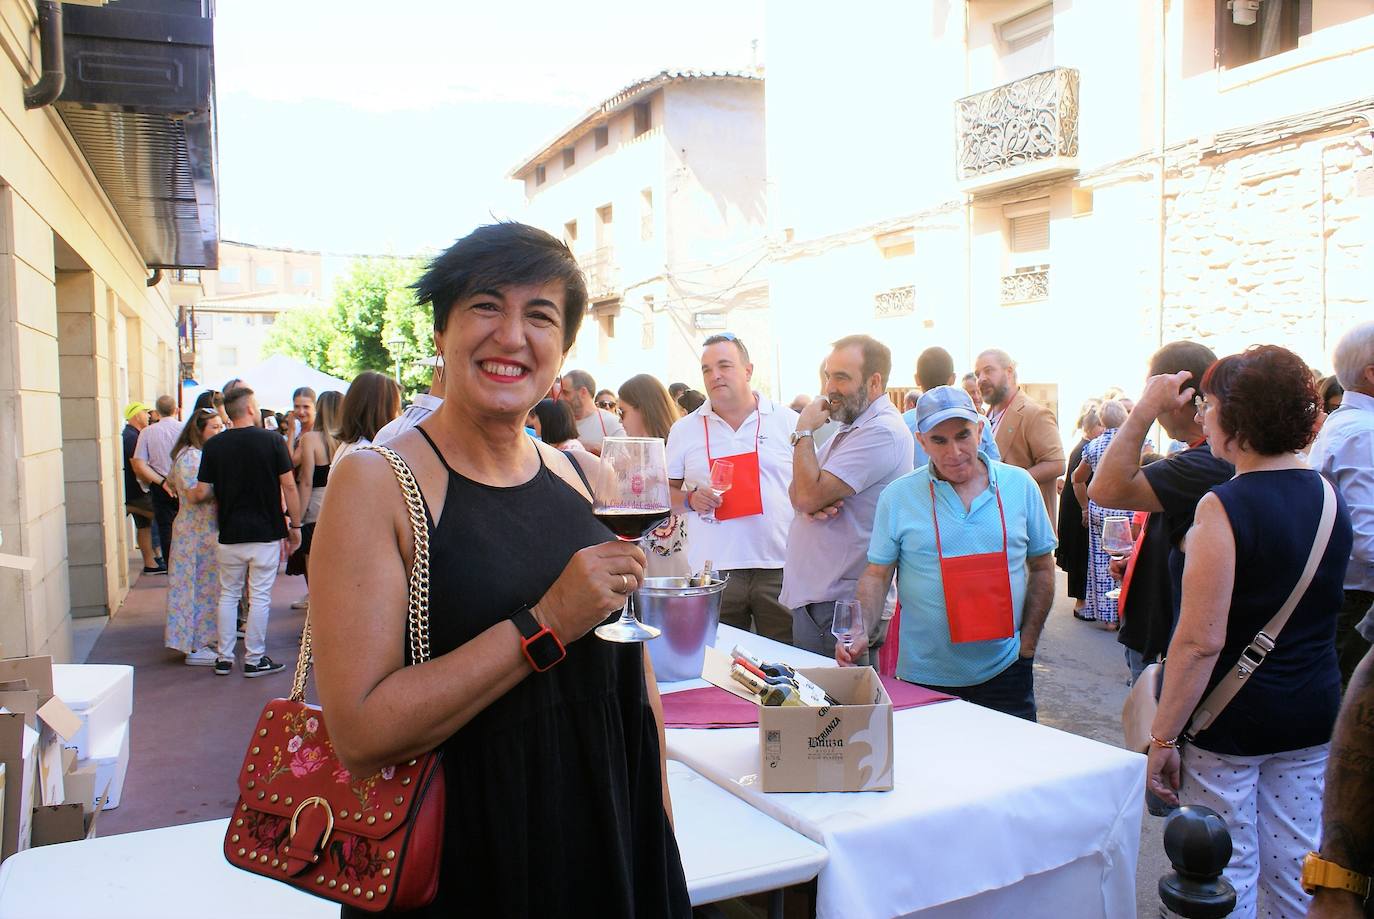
(1142, 347), (1352, 918)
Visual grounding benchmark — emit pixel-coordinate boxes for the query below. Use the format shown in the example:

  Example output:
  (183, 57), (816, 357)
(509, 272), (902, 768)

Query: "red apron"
(929, 478), (1016, 643)
(702, 405), (763, 520)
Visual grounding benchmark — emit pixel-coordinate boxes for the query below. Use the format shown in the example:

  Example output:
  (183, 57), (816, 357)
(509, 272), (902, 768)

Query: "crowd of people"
(118, 220), (1374, 917)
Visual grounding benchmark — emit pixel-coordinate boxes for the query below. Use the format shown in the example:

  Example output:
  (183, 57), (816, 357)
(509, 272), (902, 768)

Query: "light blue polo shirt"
(867, 453), (1056, 687)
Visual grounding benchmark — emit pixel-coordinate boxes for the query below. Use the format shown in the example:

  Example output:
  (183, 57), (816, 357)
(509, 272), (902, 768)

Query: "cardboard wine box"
(701, 648), (894, 792)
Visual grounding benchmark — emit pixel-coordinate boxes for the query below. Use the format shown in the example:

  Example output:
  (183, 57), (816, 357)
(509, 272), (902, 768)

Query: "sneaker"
(236, 619), (247, 638)
(243, 656), (285, 678)
(213, 659), (231, 676)
(143, 565), (167, 576)
(184, 648), (218, 666)
(291, 595), (309, 610)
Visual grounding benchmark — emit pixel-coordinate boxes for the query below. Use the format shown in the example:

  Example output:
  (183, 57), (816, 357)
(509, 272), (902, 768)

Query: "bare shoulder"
(540, 442), (596, 502)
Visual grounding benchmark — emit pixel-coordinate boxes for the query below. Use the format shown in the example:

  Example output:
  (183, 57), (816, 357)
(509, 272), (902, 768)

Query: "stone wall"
(1161, 130), (1373, 366)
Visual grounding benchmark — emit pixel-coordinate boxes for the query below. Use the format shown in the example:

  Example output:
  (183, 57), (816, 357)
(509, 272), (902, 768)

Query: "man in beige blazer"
(976, 349), (1065, 528)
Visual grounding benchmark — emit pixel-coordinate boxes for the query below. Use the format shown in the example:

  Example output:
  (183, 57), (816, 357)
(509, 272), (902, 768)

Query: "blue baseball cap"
(916, 385), (983, 434)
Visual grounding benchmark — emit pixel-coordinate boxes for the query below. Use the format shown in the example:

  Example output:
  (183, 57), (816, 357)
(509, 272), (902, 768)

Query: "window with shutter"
(1009, 211), (1050, 253)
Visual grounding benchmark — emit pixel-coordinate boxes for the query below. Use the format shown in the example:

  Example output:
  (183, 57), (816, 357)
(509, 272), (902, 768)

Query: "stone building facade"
(1, 0), (218, 656)
(763, 0), (1374, 435)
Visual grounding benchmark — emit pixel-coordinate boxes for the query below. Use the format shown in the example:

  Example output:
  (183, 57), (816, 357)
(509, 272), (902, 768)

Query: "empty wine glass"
(592, 437), (672, 642)
(1101, 515), (1134, 602)
(700, 459), (734, 523)
(832, 599), (864, 657)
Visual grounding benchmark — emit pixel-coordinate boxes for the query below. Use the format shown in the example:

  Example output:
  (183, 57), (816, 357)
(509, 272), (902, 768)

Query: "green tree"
(381, 284), (436, 397)
(328, 257), (425, 382)
(261, 304), (343, 376)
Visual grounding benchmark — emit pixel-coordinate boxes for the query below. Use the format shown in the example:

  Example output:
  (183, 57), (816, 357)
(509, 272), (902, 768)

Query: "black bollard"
(1158, 805), (1237, 918)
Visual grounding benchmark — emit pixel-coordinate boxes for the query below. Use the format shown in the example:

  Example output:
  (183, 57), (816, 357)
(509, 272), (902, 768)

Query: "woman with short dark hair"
(1147, 345), (1353, 917)
(310, 223), (689, 917)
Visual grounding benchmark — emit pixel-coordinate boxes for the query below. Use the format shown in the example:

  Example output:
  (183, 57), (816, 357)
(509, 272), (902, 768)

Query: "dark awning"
(55, 1), (219, 269)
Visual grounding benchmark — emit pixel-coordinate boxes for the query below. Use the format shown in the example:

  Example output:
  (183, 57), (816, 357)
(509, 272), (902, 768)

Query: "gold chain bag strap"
(224, 444), (446, 912)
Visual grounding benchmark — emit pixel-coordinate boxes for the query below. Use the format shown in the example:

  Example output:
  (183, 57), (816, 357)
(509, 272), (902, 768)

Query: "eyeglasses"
(198, 407), (217, 415)
(703, 332), (738, 346)
(595, 400), (617, 411)
(1194, 396), (1211, 413)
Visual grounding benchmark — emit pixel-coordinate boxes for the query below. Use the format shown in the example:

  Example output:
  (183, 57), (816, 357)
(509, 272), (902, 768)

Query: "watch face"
(527, 632), (565, 671)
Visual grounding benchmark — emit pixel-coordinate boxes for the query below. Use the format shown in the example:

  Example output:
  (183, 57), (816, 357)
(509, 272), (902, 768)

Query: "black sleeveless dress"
(343, 429), (690, 918)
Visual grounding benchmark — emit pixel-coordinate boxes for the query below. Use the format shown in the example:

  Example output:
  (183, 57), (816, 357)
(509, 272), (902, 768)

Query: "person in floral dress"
(165, 407), (225, 663)
(1071, 400), (1134, 629)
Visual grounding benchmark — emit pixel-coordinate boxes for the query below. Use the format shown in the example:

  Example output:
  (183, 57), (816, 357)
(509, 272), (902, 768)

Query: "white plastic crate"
(51, 664), (133, 759)
(77, 719), (130, 811)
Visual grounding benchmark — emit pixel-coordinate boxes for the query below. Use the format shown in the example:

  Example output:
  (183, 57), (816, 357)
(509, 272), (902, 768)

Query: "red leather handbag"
(224, 445), (446, 912)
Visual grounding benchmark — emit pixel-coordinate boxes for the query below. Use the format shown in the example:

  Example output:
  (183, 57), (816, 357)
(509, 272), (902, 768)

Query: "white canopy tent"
(182, 354), (351, 414)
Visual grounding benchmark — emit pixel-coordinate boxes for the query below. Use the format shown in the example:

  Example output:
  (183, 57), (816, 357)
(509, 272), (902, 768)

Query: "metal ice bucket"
(637, 575), (727, 682)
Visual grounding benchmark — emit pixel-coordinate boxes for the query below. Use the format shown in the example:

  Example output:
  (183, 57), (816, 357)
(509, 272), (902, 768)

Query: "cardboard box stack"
(0, 653), (133, 861)
(703, 646), (895, 793)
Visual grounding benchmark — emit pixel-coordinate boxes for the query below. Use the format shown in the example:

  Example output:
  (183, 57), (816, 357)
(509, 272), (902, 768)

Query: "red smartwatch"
(511, 606), (566, 672)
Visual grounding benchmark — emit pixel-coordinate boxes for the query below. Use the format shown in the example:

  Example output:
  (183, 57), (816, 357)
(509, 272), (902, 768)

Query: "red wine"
(594, 507), (671, 540)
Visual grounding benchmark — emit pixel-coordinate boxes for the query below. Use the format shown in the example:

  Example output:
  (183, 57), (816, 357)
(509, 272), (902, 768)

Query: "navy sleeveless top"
(343, 429), (690, 918)
(1198, 469), (1352, 755)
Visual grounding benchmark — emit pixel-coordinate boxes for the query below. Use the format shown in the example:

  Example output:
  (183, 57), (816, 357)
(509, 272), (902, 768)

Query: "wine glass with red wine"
(592, 437), (672, 642)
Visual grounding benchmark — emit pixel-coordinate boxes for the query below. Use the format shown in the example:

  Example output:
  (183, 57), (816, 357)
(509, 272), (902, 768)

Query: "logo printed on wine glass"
(630, 473), (644, 496)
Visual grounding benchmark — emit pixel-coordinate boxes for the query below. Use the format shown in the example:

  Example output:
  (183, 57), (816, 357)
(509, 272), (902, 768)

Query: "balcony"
(579, 246), (621, 303)
(956, 68), (1079, 195)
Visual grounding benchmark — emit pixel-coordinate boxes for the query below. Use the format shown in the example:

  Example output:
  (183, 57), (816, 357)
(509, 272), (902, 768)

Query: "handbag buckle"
(1236, 631), (1275, 677)
(284, 796), (335, 864)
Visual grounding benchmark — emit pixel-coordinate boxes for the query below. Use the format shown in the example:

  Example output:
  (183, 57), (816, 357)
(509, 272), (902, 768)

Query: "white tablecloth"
(663, 624), (1145, 919)
(0, 761), (826, 917)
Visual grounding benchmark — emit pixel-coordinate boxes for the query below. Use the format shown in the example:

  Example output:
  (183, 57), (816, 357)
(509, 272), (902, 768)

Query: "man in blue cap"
(844, 385), (1057, 720)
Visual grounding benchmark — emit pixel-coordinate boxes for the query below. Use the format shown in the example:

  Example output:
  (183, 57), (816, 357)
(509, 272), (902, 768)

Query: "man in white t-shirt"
(560, 369), (624, 456)
(666, 333), (798, 643)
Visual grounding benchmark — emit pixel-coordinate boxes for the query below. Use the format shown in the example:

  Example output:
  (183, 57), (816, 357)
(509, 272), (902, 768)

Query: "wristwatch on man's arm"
(1302, 852), (1371, 900)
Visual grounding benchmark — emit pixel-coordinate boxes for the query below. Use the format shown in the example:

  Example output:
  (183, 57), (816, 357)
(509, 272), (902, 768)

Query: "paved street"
(89, 564), (1166, 915)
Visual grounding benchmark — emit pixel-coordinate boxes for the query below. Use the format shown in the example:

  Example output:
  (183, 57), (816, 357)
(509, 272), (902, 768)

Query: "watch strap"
(1303, 852), (1372, 898)
(510, 605), (544, 640)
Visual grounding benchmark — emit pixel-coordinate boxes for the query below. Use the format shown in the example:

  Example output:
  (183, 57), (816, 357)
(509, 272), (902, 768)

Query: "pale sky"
(215, 1), (765, 256)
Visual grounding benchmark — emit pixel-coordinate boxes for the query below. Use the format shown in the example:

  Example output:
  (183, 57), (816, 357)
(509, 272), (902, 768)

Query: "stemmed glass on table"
(700, 459), (734, 523)
(1101, 515), (1135, 602)
(592, 437), (672, 643)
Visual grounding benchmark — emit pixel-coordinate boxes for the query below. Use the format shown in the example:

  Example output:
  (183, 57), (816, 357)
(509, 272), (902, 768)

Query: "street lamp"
(388, 336), (404, 388)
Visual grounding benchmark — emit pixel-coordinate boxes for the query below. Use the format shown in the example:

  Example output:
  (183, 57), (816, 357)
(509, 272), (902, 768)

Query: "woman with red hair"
(1146, 345), (1353, 917)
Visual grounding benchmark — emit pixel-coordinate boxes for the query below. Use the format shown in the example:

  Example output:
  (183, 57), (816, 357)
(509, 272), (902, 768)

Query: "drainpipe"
(23, 1), (64, 110)
(146, 269), (163, 287)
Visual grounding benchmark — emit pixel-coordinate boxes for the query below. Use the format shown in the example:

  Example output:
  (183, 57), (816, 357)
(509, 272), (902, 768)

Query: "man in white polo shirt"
(667, 333), (798, 643)
(560, 368), (624, 456)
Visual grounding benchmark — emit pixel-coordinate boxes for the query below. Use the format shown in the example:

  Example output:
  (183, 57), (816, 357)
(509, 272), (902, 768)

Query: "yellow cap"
(123, 401), (150, 420)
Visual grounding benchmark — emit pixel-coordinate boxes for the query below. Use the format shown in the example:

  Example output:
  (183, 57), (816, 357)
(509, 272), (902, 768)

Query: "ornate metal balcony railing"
(874, 285), (915, 318)
(1000, 266), (1050, 304)
(956, 68), (1079, 189)
(578, 246), (621, 302)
